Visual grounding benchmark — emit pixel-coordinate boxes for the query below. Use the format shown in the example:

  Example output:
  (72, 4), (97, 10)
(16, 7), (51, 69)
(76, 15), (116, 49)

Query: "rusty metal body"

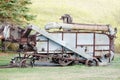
(0, 15), (117, 67)
(0, 24), (36, 52)
(13, 23), (116, 67)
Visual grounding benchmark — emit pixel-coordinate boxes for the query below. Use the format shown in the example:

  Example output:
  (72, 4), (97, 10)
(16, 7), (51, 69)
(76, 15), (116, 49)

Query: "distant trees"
(0, 0), (35, 25)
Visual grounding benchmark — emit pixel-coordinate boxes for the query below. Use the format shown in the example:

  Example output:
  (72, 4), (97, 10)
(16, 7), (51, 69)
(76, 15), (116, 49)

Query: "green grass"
(0, 53), (15, 65)
(0, 53), (120, 80)
(29, 0), (120, 52)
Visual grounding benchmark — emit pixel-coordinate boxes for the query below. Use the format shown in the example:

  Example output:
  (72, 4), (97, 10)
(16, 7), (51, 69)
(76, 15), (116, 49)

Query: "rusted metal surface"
(0, 14), (117, 67)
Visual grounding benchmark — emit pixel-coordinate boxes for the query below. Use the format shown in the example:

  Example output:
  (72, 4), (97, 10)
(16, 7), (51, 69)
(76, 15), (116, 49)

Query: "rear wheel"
(85, 58), (99, 66)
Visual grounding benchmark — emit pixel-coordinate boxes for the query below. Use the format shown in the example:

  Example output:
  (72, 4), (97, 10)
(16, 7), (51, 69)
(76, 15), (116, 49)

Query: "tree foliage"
(0, 0), (35, 25)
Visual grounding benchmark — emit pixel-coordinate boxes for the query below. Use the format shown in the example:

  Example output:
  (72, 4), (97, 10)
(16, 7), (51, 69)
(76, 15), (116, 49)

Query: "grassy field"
(29, 0), (120, 52)
(0, 53), (120, 80)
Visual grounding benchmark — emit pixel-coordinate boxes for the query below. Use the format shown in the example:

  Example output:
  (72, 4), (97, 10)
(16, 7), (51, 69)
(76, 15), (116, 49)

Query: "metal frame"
(38, 31), (112, 57)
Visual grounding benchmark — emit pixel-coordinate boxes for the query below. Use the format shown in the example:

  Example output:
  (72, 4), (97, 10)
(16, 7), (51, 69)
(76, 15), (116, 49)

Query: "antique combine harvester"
(0, 14), (117, 67)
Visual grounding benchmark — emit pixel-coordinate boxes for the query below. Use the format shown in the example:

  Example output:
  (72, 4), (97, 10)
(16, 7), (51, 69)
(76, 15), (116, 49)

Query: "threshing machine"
(1, 14), (117, 67)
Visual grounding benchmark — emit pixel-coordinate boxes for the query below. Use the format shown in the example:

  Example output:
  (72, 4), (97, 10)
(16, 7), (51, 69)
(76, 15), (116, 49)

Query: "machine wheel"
(85, 58), (99, 66)
(10, 56), (23, 66)
(20, 58), (35, 68)
(20, 59), (27, 67)
(58, 54), (73, 66)
(58, 58), (73, 66)
(11, 57), (34, 67)
(52, 54), (60, 63)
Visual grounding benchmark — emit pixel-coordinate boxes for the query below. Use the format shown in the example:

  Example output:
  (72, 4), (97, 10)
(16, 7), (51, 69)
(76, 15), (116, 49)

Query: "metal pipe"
(45, 22), (109, 31)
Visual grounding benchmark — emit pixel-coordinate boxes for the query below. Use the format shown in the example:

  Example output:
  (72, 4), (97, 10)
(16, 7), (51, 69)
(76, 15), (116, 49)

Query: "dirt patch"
(0, 52), (9, 56)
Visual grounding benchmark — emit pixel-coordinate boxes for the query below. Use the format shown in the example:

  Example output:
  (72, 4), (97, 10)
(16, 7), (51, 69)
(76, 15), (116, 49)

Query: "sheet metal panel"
(36, 35), (48, 41)
(77, 46), (94, 56)
(77, 33), (93, 45)
(49, 33), (62, 40)
(95, 46), (109, 50)
(95, 51), (109, 56)
(48, 33), (62, 53)
(95, 34), (110, 56)
(63, 33), (76, 48)
(49, 40), (62, 53)
(95, 46), (109, 56)
(36, 42), (47, 53)
(95, 34), (109, 45)
(10, 28), (20, 40)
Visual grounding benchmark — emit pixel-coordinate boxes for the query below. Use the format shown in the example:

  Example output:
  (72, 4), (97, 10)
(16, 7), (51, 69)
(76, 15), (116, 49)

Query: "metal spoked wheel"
(58, 54), (73, 66)
(11, 56), (34, 68)
(58, 58), (73, 66)
(10, 56), (23, 66)
(85, 58), (99, 66)
(52, 54), (60, 63)
(20, 59), (27, 67)
(20, 57), (36, 68)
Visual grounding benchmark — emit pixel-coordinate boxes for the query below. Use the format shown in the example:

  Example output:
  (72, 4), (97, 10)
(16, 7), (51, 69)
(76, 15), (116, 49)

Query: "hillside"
(30, 0), (120, 52)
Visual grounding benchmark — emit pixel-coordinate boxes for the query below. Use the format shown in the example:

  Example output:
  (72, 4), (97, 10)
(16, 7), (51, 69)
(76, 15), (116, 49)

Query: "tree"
(0, 0), (35, 25)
